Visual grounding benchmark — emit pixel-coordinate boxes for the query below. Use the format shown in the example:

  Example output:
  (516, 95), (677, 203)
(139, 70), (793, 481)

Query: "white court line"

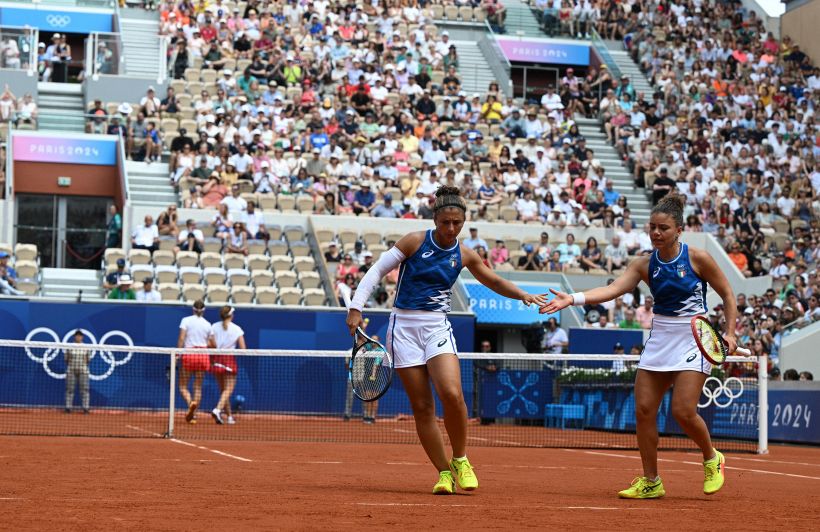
(124, 425), (252, 462)
(567, 449), (820, 481)
(353, 502), (667, 511)
(731, 456), (820, 468)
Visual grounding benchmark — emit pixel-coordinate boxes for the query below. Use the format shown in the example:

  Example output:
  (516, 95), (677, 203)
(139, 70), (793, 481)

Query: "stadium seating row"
(122, 266), (320, 290)
(146, 283), (326, 306)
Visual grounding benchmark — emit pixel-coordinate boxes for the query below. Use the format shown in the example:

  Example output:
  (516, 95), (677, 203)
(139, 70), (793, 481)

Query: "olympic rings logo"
(46, 15), (72, 28)
(24, 327), (134, 381)
(698, 376), (744, 409)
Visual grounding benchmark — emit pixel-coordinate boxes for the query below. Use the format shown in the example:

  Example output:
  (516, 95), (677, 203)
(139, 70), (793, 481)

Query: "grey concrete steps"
(37, 84), (86, 133)
(119, 17), (161, 77)
(41, 268), (105, 301)
(500, 0), (544, 38)
(452, 40), (497, 96)
(125, 160), (178, 209)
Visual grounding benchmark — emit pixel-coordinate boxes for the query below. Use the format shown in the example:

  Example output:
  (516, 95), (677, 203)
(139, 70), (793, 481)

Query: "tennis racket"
(349, 326), (393, 402)
(691, 315), (751, 365)
(340, 289), (393, 402)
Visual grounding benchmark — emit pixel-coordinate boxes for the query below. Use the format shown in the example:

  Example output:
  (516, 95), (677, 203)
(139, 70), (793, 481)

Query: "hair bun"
(435, 185), (461, 198)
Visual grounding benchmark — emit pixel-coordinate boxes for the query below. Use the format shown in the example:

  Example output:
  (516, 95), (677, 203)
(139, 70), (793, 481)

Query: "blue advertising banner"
(496, 37), (590, 66)
(0, 7), (113, 34)
(463, 280), (559, 325)
(767, 387), (820, 444)
(0, 300), (475, 417)
(13, 134), (118, 166)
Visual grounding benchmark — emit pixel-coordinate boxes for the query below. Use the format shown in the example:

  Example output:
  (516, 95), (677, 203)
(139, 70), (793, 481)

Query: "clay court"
(3, 431), (819, 530)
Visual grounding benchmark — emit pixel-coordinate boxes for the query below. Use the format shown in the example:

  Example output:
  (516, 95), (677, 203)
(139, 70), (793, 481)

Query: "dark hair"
(193, 299), (206, 314)
(651, 193), (685, 227)
(74, 329), (83, 336)
(783, 368), (800, 381)
(433, 186), (466, 213)
(219, 305), (234, 321)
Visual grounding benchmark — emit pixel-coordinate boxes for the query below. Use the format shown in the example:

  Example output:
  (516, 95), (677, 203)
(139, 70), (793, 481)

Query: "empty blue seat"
(544, 404), (585, 429)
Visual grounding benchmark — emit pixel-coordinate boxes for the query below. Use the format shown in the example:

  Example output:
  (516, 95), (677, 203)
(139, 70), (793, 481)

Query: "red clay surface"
(0, 409), (758, 452)
(2, 436), (818, 530)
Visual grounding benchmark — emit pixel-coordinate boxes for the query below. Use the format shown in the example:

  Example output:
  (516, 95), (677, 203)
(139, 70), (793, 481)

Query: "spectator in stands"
(108, 274), (136, 300)
(603, 234), (629, 275)
(372, 193), (402, 218)
(172, 143), (196, 188)
(635, 295), (654, 330)
(156, 205), (179, 237)
(619, 308), (642, 330)
(728, 242), (752, 277)
(651, 168), (675, 205)
(0, 251), (23, 296)
(103, 258), (127, 290)
(473, 339), (498, 424)
(579, 237), (603, 272)
(226, 222), (248, 256)
(242, 201), (269, 241)
(324, 242), (342, 264)
(202, 173), (228, 209)
(176, 219), (204, 254)
(800, 371), (814, 381)
(352, 181), (376, 216)
(518, 244), (542, 271)
(106, 204), (122, 248)
(136, 277), (161, 302)
(556, 233), (581, 271)
(131, 215), (159, 254)
(617, 220), (641, 255)
(221, 184), (247, 218)
(490, 239), (509, 268)
(783, 369), (800, 381)
(463, 227), (489, 251)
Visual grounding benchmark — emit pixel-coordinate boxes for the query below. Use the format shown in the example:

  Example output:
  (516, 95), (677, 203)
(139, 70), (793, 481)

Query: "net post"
(757, 354), (768, 454)
(168, 350), (176, 438)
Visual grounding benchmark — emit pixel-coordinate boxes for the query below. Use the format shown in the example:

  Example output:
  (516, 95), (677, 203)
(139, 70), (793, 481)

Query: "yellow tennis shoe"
(703, 449), (725, 495)
(450, 457), (479, 491)
(432, 470), (456, 495)
(618, 476), (665, 499)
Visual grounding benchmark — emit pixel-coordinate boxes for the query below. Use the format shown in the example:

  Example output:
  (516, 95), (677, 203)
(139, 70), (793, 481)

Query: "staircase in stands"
(498, 0), (545, 38)
(118, 13), (162, 79)
(574, 116), (652, 227)
(125, 159), (178, 211)
(37, 82), (86, 133)
(452, 40), (498, 96)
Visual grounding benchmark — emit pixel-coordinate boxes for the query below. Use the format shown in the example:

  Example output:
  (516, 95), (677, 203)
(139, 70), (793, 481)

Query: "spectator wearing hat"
(108, 274), (136, 300)
(612, 342), (627, 372)
(0, 251), (22, 295)
(64, 329), (91, 414)
(352, 181), (376, 216)
(518, 244), (543, 271)
(131, 215), (159, 254)
(372, 194), (402, 218)
(324, 242), (342, 263)
(136, 277), (161, 302)
(103, 257), (128, 290)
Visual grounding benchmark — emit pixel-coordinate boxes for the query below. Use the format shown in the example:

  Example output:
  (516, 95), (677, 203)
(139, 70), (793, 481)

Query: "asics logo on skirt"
(24, 327), (135, 381)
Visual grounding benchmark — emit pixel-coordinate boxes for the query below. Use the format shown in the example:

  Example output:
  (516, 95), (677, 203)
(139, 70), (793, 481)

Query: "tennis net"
(0, 339), (767, 453)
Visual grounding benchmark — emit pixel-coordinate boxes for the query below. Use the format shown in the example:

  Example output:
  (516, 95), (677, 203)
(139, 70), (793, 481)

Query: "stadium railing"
(0, 338), (768, 453)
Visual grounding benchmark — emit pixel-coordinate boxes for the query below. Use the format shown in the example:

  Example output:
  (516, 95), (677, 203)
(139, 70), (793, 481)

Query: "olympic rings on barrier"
(46, 15), (72, 28)
(698, 376), (744, 409)
(24, 327), (135, 381)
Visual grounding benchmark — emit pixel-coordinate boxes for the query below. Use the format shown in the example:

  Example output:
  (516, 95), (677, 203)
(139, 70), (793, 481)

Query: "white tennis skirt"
(386, 309), (458, 369)
(639, 314), (712, 375)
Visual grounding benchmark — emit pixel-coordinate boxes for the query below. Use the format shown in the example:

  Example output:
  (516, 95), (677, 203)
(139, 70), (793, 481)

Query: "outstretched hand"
(539, 288), (573, 315)
(521, 292), (548, 307)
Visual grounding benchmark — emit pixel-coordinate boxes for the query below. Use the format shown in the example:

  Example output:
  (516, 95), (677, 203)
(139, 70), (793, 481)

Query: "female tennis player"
(346, 186), (546, 495)
(540, 193), (738, 498)
(208, 305), (245, 425)
(177, 299), (212, 424)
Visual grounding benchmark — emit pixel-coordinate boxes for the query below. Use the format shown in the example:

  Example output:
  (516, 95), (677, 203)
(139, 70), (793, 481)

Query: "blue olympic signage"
(463, 280), (560, 325)
(0, 7), (113, 34)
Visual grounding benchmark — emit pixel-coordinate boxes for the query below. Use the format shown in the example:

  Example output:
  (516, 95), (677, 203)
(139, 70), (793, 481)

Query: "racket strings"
(350, 345), (391, 401)
(695, 320), (725, 362)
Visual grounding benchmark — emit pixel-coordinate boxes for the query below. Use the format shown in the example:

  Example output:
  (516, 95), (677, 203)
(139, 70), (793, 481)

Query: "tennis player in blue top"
(346, 186), (546, 495)
(540, 193), (739, 498)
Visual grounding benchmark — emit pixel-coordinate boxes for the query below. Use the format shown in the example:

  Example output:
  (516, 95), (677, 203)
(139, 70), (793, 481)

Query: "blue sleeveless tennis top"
(647, 243), (708, 317)
(393, 230), (463, 313)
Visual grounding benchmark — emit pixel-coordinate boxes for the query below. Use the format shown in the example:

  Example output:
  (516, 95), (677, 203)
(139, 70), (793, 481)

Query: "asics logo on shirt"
(422, 250), (435, 258)
(652, 267), (661, 278)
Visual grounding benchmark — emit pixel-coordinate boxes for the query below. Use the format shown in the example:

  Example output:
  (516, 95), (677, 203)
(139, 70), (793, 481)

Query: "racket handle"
(735, 347), (752, 356)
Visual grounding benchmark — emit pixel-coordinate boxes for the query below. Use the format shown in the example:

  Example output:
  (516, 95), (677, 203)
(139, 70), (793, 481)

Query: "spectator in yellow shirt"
(480, 94), (503, 122)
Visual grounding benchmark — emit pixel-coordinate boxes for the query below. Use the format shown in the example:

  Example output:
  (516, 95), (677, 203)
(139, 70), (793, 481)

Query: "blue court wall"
(0, 300), (475, 417)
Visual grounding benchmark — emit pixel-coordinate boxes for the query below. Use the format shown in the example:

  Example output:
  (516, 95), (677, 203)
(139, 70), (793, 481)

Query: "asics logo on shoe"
(642, 485), (655, 493)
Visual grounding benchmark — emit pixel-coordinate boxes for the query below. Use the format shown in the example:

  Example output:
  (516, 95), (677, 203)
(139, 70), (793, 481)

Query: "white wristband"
(570, 292), (586, 306)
